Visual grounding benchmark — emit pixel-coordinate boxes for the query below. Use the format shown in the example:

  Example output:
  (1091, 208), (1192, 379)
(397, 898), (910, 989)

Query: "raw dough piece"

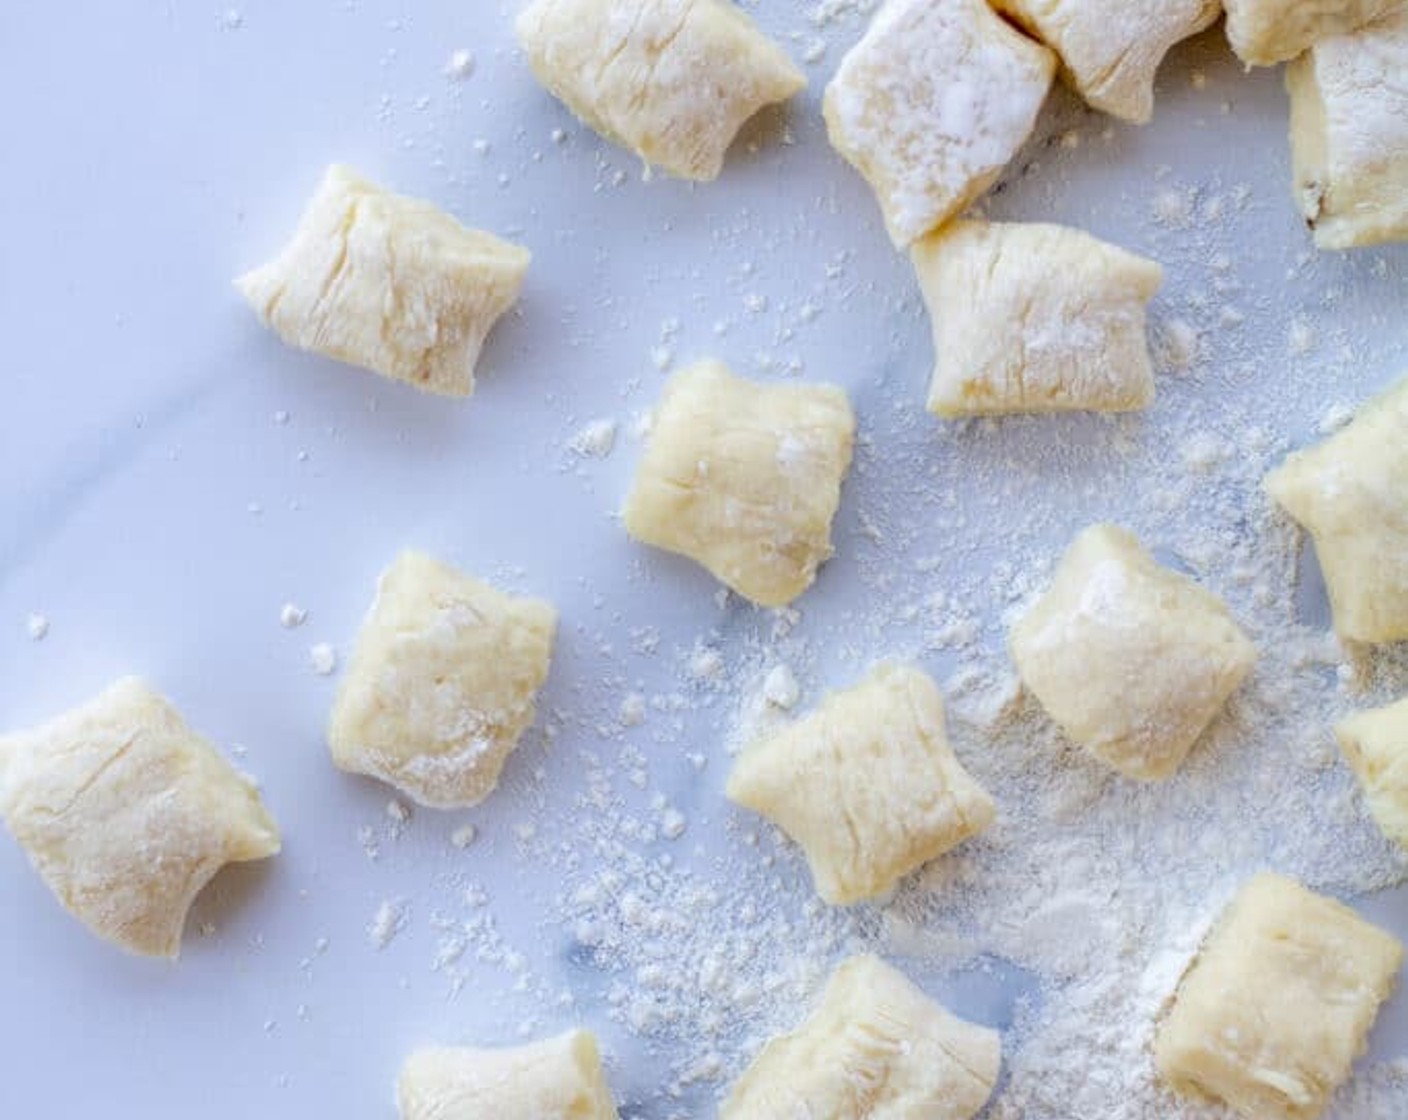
(1264, 376), (1408, 643)
(721, 954), (1001, 1120)
(0, 678), (280, 958)
(398, 1030), (618, 1120)
(237, 164), (530, 396)
(994, 0), (1219, 123)
(823, 0), (1056, 247)
(1337, 697), (1408, 848)
(1156, 873), (1402, 1120)
(1225, 0), (1402, 65)
(328, 551), (558, 809)
(1010, 525), (1258, 780)
(623, 360), (855, 608)
(912, 221), (1162, 417)
(1287, 10), (1408, 250)
(515, 0), (804, 182)
(726, 664), (995, 905)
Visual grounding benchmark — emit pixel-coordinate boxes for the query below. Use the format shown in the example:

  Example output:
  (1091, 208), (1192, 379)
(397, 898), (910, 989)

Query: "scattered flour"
(386, 799), (411, 827)
(445, 49), (474, 80)
(308, 642), (338, 676)
(761, 664), (800, 710)
(368, 899), (408, 949)
(450, 824), (478, 850)
(569, 418), (619, 458)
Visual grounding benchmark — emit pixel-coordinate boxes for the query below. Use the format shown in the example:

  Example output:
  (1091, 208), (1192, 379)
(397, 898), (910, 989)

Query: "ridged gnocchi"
(722, 954), (1001, 1120)
(516, 0), (804, 181)
(398, 1030), (617, 1120)
(238, 165), (530, 396)
(623, 360), (855, 608)
(0, 678), (280, 958)
(329, 551), (558, 809)
(726, 664), (995, 905)
(1010, 525), (1257, 780)
(913, 221), (1162, 417)
(823, 0), (1055, 247)
(1157, 873), (1402, 1120)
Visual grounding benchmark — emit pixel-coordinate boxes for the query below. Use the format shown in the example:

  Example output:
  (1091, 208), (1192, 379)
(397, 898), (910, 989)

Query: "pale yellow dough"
(238, 164), (530, 396)
(328, 551), (558, 809)
(1337, 697), (1408, 848)
(515, 0), (804, 182)
(0, 678), (280, 958)
(1156, 873), (1402, 1120)
(722, 954), (1001, 1120)
(1287, 9), (1408, 250)
(1264, 376), (1408, 643)
(1010, 525), (1258, 780)
(912, 221), (1162, 418)
(398, 1030), (618, 1120)
(823, 0), (1055, 247)
(994, 0), (1219, 123)
(1225, 0), (1403, 65)
(623, 360), (855, 608)
(726, 664), (995, 905)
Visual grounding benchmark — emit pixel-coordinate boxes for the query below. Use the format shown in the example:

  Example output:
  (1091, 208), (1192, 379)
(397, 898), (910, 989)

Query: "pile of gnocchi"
(2, 1), (1406, 1118)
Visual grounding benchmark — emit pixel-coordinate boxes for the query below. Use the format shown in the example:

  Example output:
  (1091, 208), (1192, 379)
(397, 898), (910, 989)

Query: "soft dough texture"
(994, 0), (1219, 123)
(397, 1030), (618, 1120)
(1010, 525), (1258, 780)
(1156, 873), (1402, 1120)
(823, 0), (1055, 247)
(515, 0), (804, 181)
(238, 164), (530, 396)
(1287, 9), (1408, 250)
(721, 954), (1001, 1120)
(726, 664), (995, 905)
(0, 678), (280, 958)
(1264, 376), (1408, 643)
(1225, 0), (1403, 65)
(623, 360), (856, 608)
(1337, 697), (1408, 848)
(912, 221), (1162, 417)
(328, 551), (558, 809)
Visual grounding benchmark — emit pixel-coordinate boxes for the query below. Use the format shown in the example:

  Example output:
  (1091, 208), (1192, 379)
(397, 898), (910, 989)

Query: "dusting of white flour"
(303, 20), (1408, 1120)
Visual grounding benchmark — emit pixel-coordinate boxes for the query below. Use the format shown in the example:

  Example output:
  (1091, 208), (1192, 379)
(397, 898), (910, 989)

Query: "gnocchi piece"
(912, 221), (1163, 418)
(722, 954), (1001, 1120)
(0, 678), (280, 958)
(994, 0), (1219, 123)
(726, 664), (995, 905)
(515, 0), (805, 182)
(1156, 873), (1402, 1120)
(623, 360), (855, 608)
(398, 1030), (618, 1120)
(328, 551), (558, 809)
(1287, 9), (1408, 250)
(1337, 697), (1408, 848)
(1264, 376), (1408, 643)
(1225, 0), (1402, 65)
(237, 164), (530, 396)
(1010, 525), (1258, 781)
(823, 0), (1056, 247)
